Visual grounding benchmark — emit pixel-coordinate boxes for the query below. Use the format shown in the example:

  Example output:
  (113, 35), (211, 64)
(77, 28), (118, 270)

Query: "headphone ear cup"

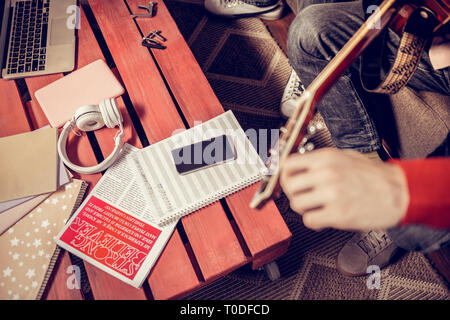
(75, 105), (105, 132)
(59, 100), (125, 175)
(110, 98), (123, 124)
(99, 98), (123, 128)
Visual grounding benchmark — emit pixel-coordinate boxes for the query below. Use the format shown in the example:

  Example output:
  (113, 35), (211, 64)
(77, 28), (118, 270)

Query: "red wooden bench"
(0, 0), (291, 300)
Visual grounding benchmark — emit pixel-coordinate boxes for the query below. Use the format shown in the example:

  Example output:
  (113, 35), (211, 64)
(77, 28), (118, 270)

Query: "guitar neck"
(250, 0), (448, 209)
(249, 0), (402, 209)
(285, 0), (401, 157)
(308, 0), (399, 104)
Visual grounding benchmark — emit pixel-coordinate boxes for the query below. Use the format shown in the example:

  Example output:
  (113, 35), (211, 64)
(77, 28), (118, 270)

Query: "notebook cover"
(55, 145), (177, 289)
(0, 151), (71, 214)
(0, 193), (51, 236)
(0, 128), (58, 202)
(0, 179), (88, 300)
(131, 111), (267, 226)
(35, 59), (124, 128)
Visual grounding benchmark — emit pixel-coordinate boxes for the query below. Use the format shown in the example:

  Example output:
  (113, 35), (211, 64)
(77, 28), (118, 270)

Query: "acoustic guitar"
(250, 0), (450, 210)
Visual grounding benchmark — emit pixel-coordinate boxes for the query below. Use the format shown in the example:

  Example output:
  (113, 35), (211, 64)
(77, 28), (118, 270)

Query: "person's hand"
(279, 148), (410, 232)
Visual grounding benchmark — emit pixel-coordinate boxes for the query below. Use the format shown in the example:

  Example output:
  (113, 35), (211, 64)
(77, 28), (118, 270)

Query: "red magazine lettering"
(59, 196), (161, 280)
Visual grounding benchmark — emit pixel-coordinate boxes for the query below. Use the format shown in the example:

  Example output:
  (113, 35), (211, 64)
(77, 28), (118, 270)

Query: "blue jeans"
(287, 0), (450, 253)
(288, 0), (450, 152)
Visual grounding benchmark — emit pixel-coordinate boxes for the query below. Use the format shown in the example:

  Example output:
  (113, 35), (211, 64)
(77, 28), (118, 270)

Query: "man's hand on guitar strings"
(279, 148), (410, 232)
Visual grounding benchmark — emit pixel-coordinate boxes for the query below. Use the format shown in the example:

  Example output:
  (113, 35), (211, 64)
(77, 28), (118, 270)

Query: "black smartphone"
(171, 135), (236, 175)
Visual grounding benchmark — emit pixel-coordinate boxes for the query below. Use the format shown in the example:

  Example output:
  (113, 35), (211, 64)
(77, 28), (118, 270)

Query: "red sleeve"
(389, 158), (450, 230)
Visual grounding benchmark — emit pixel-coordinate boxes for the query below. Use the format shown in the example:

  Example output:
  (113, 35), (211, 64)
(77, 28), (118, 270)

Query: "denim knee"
(387, 225), (450, 254)
(287, 4), (335, 65)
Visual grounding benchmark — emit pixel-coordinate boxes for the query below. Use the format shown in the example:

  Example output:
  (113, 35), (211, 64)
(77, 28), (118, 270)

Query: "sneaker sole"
(335, 246), (402, 277)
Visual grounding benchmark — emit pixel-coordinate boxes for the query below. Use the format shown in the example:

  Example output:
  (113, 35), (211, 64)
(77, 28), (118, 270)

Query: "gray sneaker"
(336, 230), (399, 277)
(204, 0), (284, 20)
(280, 69), (305, 119)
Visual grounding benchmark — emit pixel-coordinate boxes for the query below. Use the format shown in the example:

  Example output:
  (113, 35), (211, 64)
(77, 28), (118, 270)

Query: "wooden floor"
(262, 9), (450, 287)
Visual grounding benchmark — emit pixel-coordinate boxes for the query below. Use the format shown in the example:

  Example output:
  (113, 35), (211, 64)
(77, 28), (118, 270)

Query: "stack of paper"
(0, 127), (72, 235)
(0, 128), (58, 202)
(56, 145), (177, 288)
(0, 179), (88, 300)
(0, 128), (89, 299)
(131, 110), (266, 226)
(54, 111), (266, 288)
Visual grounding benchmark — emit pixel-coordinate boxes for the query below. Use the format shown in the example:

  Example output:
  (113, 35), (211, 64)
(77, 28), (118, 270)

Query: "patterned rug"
(165, 0), (450, 300)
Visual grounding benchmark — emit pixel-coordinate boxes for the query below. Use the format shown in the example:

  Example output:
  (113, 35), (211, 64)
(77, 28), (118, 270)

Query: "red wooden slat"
(147, 231), (201, 300)
(0, 80), (31, 137)
(251, 240), (291, 270)
(25, 73), (62, 129)
(22, 10), (102, 299)
(88, 0), (249, 298)
(127, 0), (291, 265)
(85, 0), (207, 299)
(23, 7), (148, 300)
(0, 80), (83, 300)
(73, 8), (149, 300)
(44, 252), (84, 300)
(84, 3), (202, 298)
(181, 203), (248, 282)
(87, 0), (185, 142)
(127, 0), (222, 122)
(227, 185), (291, 265)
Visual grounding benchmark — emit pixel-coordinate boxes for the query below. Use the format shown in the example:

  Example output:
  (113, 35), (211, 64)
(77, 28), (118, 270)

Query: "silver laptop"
(0, 0), (76, 79)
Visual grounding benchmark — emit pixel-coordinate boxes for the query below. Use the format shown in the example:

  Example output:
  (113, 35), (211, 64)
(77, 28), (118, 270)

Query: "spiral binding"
(158, 173), (262, 226)
(36, 181), (88, 299)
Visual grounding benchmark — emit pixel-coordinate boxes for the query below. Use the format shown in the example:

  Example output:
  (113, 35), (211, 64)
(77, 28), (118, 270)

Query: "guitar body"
(389, 0), (449, 35)
(250, 0), (450, 210)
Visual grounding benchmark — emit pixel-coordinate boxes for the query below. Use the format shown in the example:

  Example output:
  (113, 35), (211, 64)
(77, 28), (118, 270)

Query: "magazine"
(56, 144), (177, 288)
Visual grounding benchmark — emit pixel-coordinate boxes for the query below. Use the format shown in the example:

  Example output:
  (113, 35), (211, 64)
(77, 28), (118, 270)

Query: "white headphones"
(57, 98), (125, 174)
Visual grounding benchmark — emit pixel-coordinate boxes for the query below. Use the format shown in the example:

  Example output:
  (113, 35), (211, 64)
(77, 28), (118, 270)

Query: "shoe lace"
(284, 72), (305, 100)
(357, 231), (392, 256)
(220, 0), (245, 7)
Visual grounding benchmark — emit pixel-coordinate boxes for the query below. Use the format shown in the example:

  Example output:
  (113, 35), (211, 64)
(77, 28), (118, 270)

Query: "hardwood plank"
(127, 0), (223, 121)
(0, 80), (31, 137)
(147, 230), (201, 300)
(25, 73), (62, 129)
(22, 6), (148, 300)
(251, 239), (290, 270)
(86, 0), (205, 298)
(181, 203), (248, 282)
(88, 0), (248, 296)
(63, 6), (148, 300)
(126, 0), (252, 276)
(44, 251), (84, 300)
(0, 80), (84, 299)
(86, 0), (185, 141)
(226, 185), (291, 260)
(129, 0), (291, 260)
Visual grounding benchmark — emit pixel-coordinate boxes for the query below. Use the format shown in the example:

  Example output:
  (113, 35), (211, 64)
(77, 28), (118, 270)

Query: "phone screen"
(171, 135), (236, 175)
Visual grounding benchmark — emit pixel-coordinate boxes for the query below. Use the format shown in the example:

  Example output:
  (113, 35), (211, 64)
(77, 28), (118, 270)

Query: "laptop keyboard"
(6, 0), (50, 75)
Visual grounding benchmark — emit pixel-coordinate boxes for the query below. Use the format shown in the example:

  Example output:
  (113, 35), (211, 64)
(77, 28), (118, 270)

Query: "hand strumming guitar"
(279, 148), (410, 232)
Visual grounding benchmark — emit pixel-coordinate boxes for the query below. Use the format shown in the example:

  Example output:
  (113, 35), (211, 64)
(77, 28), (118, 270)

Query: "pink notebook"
(35, 59), (124, 128)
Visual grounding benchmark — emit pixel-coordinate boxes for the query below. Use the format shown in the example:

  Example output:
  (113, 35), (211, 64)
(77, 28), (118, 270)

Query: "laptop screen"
(0, 0), (11, 72)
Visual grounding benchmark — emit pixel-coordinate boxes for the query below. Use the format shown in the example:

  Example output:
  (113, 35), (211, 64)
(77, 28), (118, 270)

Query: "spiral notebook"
(131, 111), (266, 226)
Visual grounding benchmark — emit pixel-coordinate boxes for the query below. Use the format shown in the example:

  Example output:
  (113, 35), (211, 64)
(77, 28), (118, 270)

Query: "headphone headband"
(57, 98), (124, 175)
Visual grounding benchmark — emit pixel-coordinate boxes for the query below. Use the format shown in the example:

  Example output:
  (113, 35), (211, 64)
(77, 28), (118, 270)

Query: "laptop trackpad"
(50, 18), (74, 45)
